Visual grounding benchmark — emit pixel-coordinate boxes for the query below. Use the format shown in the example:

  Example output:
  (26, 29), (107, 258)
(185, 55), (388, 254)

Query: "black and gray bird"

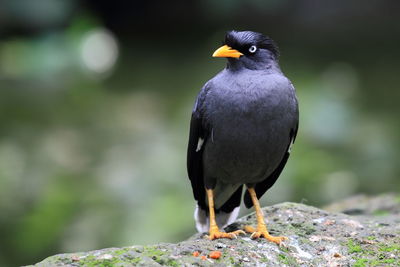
(187, 30), (298, 244)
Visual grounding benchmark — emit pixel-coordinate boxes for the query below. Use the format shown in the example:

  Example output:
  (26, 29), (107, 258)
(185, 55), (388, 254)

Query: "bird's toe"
(206, 229), (245, 240)
(251, 231), (288, 244)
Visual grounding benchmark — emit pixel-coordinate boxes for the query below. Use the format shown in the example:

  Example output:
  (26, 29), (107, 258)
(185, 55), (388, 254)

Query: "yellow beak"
(212, 45), (243, 58)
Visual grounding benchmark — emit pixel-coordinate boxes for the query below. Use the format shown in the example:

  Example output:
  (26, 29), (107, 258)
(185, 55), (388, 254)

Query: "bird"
(186, 30), (298, 244)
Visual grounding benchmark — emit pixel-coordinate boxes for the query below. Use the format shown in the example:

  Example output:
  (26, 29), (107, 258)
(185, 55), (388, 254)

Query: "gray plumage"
(187, 31), (299, 232)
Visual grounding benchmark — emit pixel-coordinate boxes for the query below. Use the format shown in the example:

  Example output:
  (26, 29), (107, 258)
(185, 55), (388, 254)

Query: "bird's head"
(212, 30), (279, 70)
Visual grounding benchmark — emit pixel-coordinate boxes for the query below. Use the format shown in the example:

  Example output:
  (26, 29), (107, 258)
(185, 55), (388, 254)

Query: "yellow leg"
(205, 188), (245, 240)
(244, 187), (288, 244)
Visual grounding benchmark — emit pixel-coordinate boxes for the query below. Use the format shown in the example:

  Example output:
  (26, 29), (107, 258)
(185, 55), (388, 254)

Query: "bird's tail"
(194, 204), (240, 233)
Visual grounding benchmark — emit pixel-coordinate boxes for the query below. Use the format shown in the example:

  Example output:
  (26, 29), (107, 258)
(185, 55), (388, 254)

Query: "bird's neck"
(226, 58), (281, 73)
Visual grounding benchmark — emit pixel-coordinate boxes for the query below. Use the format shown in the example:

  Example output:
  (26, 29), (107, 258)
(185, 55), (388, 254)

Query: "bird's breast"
(202, 73), (296, 184)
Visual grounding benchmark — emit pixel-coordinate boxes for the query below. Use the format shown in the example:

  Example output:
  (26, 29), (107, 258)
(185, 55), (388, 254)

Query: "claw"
(232, 229), (245, 236)
(245, 225), (288, 245)
(244, 188), (288, 245)
(207, 229), (245, 240)
(230, 229), (246, 239)
(204, 189), (247, 241)
(250, 232), (257, 239)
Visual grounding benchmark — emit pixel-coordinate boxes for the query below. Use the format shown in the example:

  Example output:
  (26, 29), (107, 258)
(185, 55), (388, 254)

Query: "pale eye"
(249, 45), (257, 53)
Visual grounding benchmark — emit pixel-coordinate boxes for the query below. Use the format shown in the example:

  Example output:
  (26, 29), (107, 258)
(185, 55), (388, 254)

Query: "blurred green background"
(0, 0), (399, 266)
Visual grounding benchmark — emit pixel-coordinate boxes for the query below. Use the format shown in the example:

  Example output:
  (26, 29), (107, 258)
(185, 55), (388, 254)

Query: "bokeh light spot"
(80, 28), (119, 75)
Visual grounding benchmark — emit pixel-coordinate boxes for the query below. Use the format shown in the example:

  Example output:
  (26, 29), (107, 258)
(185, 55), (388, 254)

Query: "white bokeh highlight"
(80, 28), (119, 74)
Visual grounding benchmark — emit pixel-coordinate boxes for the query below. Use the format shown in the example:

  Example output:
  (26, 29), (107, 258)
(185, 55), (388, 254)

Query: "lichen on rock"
(30, 194), (400, 266)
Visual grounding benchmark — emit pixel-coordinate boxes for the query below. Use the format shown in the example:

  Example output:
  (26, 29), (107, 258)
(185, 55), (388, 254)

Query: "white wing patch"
(194, 205), (208, 233)
(194, 205), (241, 233)
(288, 137), (294, 153)
(196, 138), (204, 152)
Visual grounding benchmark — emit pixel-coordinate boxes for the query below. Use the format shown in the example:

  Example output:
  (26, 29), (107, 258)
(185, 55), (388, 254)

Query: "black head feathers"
(224, 31), (279, 58)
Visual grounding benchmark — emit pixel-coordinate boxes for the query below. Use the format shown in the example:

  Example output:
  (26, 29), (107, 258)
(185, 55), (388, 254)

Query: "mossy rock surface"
(30, 194), (400, 266)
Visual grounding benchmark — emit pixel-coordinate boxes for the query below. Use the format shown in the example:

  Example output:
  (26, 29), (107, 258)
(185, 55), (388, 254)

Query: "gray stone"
(29, 194), (400, 267)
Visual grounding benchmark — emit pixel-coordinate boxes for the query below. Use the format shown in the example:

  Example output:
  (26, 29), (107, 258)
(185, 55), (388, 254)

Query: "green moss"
(58, 256), (74, 265)
(355, 258), (398, 267)
(277, 253), (298, 266)
(289, 222), (316, 236)
(112, 248), (129, 256)
(379, 259), (395, 264)
(366, 236), (376, 240)
(98, 260), (117, 267)
(291, 223), (302, 228)
(139, 246), (182, 266)
(278, 247), (288, 254)
(222, 254), (238, 265)
(353, 258), (368, 267)
(227, 256), (235, 264)
(78, 255), (96, 266)
(351, 241), (399, 267)
(164, 258), (179, 267)
(131, 257), (141, 264)
(372, 210), (390, 216)
(133, 247), (144, 253)
(378, 243), (400, 252)
(142, 246), (166, 257)
(69, 249), (149, 267)
(360, 259), (400, 267)
(278, 254), (289, 265)
(304, 225), (316, 235)
(347, 239), (362, 253)
(78, 258), (119, 267)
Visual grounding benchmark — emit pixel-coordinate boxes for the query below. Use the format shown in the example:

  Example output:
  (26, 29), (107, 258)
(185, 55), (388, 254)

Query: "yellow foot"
(244, 225), (288, 244)
(206, 229), (245, 240)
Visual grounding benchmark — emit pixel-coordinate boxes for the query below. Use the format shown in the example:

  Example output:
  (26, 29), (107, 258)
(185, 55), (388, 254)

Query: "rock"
(30, 194), (400, 266)
(323, 193), (400, 216)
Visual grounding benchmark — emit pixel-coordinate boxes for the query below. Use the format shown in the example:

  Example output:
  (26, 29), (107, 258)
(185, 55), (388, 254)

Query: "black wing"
(244, 124), (298, 208)
(187, 89), (209, 209)
(187, 83), (245, 213)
